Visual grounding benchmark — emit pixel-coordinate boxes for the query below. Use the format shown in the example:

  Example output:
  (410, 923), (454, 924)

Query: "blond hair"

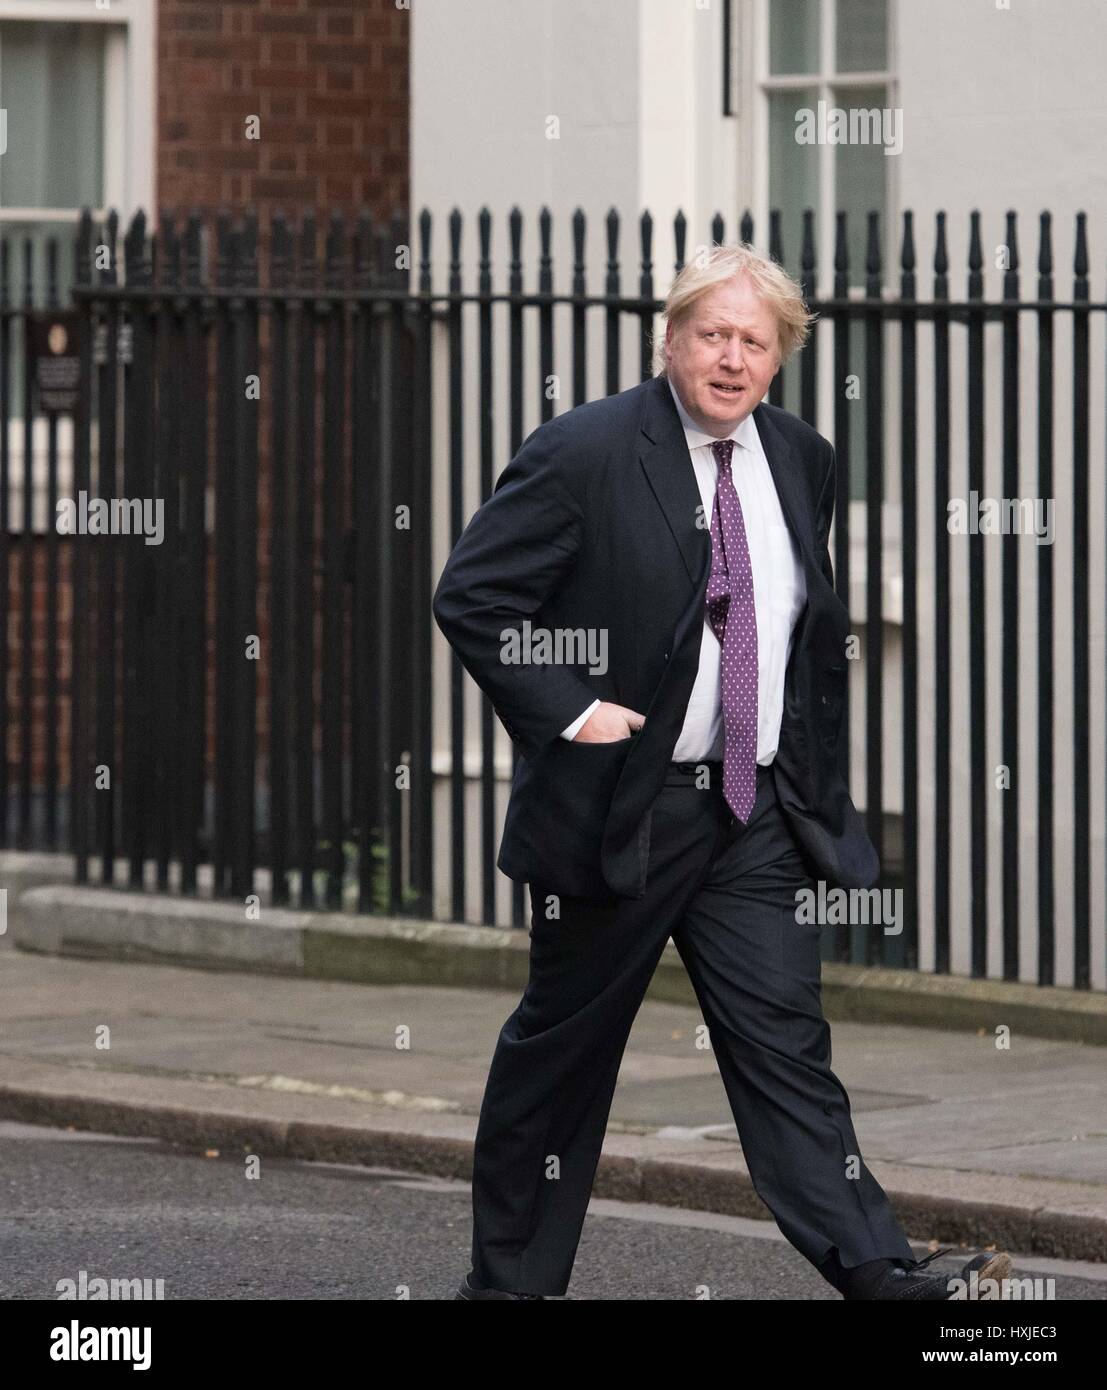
(653, 244), (814, 376)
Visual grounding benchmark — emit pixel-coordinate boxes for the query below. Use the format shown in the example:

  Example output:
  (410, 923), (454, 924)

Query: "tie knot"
(711, 438), (735, 477)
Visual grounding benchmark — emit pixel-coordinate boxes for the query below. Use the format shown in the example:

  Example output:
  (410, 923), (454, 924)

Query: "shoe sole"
(455, 1280), (538, 1300)
(969, 1252), (1013, 1283)
(952, 1250), (1013, 1297)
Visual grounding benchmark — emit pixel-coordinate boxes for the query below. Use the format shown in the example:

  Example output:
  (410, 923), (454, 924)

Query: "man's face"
(663, 275), (782, 436)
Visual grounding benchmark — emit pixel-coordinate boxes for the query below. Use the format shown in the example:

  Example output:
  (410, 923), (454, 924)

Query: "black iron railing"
(0, 203), (1102, 989)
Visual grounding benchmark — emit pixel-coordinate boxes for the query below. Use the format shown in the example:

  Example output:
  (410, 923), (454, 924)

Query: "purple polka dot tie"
(707, 439), (758, 822)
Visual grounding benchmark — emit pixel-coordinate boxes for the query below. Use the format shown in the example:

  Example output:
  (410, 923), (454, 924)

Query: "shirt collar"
(667, 376), (759, 455)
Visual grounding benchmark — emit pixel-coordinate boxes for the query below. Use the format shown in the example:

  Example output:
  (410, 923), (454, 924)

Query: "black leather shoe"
(850, 1247), (1013, 1300)
(454, 1273), (546, 1300)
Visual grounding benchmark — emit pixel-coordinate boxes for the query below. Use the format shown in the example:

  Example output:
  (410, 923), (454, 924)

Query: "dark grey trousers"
(469, 759), (915, 1296)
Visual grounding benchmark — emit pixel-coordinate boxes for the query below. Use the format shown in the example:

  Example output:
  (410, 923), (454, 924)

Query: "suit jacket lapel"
(638, 378), (818, 584)
(751, 403), (817, 569)
(638, 376), (711, 589)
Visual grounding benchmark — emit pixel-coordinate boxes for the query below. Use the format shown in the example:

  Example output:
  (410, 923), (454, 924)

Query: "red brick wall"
(145, 0), (409, 839)
(158, 0), (409, 220)
(7, 4), (408, 832)
(5, 540), (73, 802)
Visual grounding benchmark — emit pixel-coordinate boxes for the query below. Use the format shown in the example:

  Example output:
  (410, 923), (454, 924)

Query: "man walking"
(432, 245), (1010, 1300)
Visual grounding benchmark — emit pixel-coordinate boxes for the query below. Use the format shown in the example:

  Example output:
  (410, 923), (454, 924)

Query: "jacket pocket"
(500, 736), (635, 893)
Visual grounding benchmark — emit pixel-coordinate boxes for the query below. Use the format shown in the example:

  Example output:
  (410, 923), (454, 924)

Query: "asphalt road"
(1, 1120), (1104, 1301)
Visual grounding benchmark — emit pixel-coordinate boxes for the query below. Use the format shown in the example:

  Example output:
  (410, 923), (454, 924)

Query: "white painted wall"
(895, 0), (1107, 289)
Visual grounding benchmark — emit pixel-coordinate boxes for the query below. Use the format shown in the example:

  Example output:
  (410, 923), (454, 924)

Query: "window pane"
(0, 21), (105, 210)
(3, 218), (82, 300)
(768, 87), (819, 273)
(836, 0), (888, 72)
(769, 0), (820, 75)
(833, 85), (888, 286)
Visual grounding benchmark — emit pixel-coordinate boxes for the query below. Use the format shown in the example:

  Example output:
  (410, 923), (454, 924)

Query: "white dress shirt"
(560, 379), (806, 761)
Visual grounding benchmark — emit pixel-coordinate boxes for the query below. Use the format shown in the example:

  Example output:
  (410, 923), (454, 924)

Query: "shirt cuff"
(560, 699), (602, 741)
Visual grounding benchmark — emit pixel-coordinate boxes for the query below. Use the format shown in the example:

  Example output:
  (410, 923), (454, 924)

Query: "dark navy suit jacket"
(432, 373), (878, 898)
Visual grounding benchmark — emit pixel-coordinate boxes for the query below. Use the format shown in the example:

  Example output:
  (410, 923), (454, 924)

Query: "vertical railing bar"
(966, 211), (988, 976)
(933, 211), (952, 976)
(269, 210), (293, 906)
(152, 214), (180, 888)
(44, 238), (61, 848)
(409, 207), (435, 918)
(94, 211), (120, 887)
(478, 207), (497, 925)
(508, 208), (526, 928)
(831, 213), (852, 936)
(1000, 210), (1021, 981)
(351, 210), (375, 913)
(179, 211), (207, 896)
(799, 209), (817, 425)
(122, 211), (154, 888)
(571, 208), (587, 406)
(212, 211), (235, 897)
(862, 210), (884, 967)
(387, 210), (411, 916)
(18, 236), (34, 848)
(69, 215), (94, 876)
(234, 212), (260, 902)
(1035, 211), (1055, 986)
(637, 210), (653, 385)
(605, 209), (622, 397)
(768, 210), (784, 408)
(321, 211), (346, 909)
(899, 210), (919, 968)
(1070, 211), (1090, 989)
(294, 211), (318, 909)
(447, 208), (465, 921)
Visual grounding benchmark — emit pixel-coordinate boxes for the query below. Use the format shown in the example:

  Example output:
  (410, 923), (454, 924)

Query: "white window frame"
(744, 0), (902, 618)
(0, 0), (155, 530)
(750, 0), (899, 287)
(0, 0), (154, 224)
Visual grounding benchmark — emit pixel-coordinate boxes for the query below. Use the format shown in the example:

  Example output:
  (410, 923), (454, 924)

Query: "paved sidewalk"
(1, 938), (1105, 1261)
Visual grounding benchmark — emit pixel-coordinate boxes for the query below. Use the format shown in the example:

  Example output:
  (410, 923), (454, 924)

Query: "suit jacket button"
(663, 651), (669, 660)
